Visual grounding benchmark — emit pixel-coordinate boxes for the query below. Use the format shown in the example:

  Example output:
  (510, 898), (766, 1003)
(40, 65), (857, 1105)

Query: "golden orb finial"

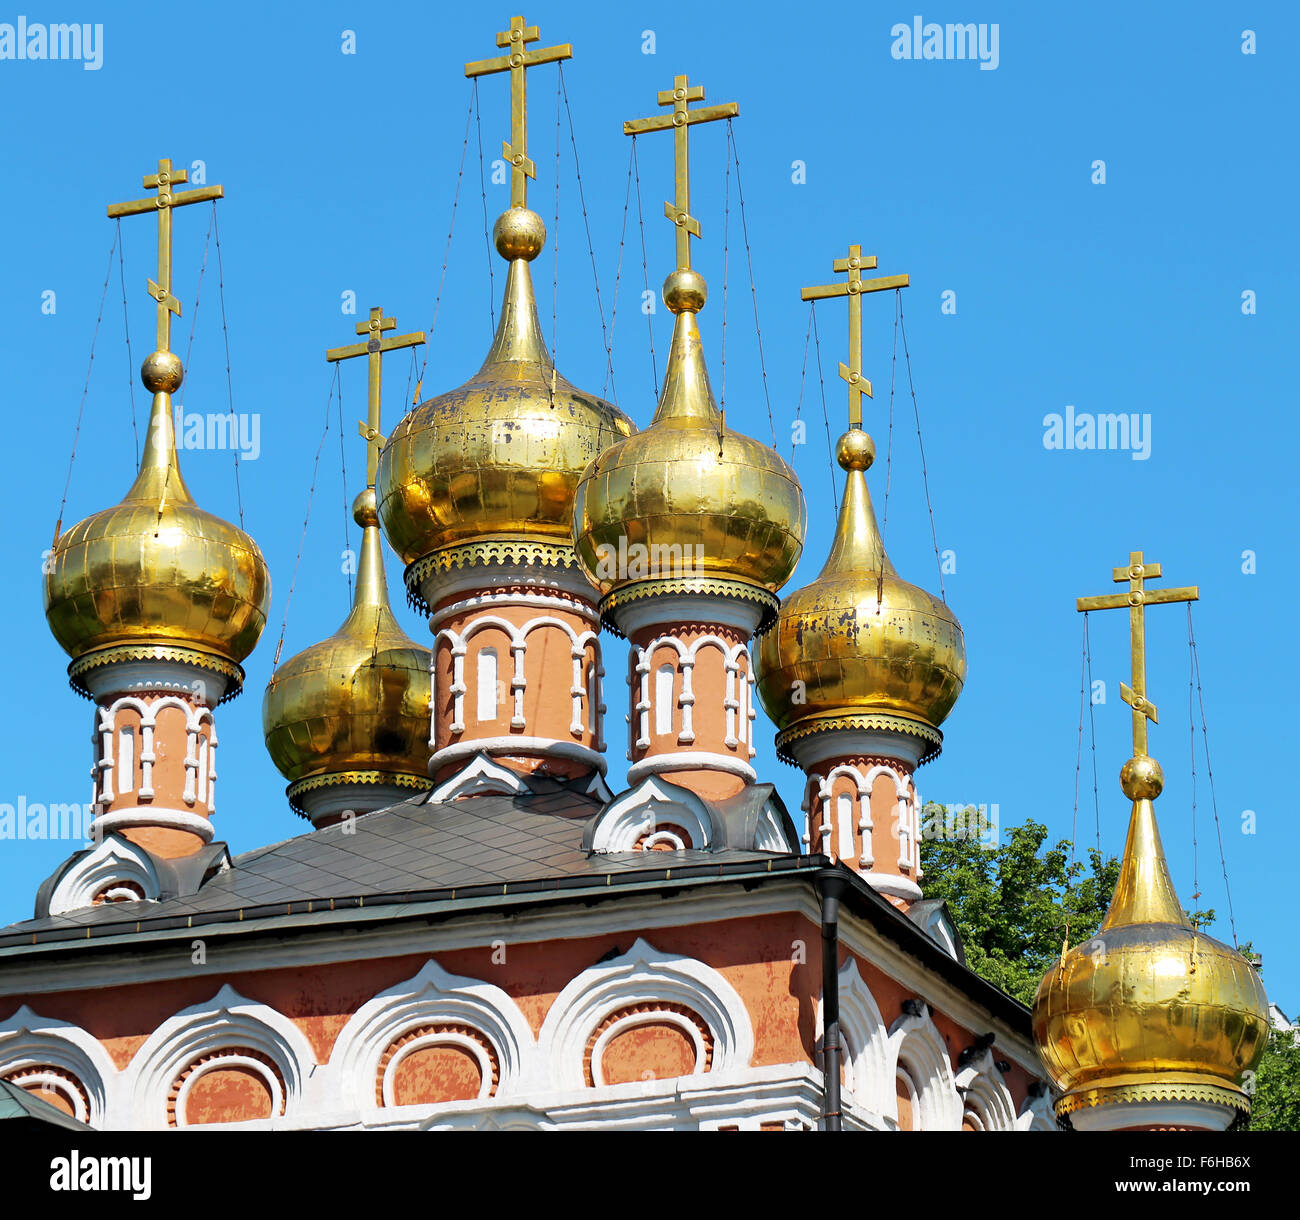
(494, 207), (547, 262)
(353, 487), (380, 528)
(1119, 754), (1164, 801)
(835, 428), (875, 471)
(662, 269), (707, 314)
(140, 350), (183, 394)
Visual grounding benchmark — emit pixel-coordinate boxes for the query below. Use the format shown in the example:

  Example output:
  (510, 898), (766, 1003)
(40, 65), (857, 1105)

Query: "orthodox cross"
(106, 158), (224, 352)
(1076, 551), (1198, 758)
(465, 15), (572, 210)
(624, 74), (738, 273)
(326, 307), (425, 488)
(800, 245), (909, 431)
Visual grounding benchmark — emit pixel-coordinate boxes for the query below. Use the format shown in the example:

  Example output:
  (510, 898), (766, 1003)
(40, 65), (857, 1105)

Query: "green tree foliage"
(1246, 1029), (1300, 1131)
(917, 807), (1119, 1007)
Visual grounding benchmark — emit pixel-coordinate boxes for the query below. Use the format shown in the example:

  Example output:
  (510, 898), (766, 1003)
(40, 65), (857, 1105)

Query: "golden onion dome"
(572, 269), (805, 630)
(376, 207), (633, 606)
(1033, 757), (1271, 1126)
(262, 489), (433, 815)
(754, 429), (964, 764)
(43, 351), (270, 699)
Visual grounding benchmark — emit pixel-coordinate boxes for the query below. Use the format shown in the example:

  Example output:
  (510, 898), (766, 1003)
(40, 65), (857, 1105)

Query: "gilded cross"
(800, 244), (909, 431)
(326, 307), (425, 487)
(465, 15), (572, 210)
(106, 158), (224, 352)
(624, 74), (738, 272)
(1076, 551), (1199, 758)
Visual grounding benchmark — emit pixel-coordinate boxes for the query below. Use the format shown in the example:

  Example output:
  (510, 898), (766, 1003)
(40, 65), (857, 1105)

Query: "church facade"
(0, 18), (1266, 1134)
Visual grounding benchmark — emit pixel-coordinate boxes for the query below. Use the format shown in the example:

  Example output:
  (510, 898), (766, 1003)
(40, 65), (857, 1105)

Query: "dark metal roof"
(0, 779), (781, 945)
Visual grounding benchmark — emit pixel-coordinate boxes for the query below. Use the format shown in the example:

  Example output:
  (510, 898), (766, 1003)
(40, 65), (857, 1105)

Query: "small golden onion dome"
(1033, 758), (1271, 1125)
(572, 269), (805, 630)
(262, 489), (433, 815)
(754, 429), (964, 764)
(376, 207), (633, 606)
(43, 353), (270, 698)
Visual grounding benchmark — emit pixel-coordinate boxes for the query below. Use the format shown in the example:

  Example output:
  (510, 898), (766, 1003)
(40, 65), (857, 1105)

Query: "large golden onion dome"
(43, 352), (270, 699)
(572, 269), (805, 631)
(263, 489), (433, 815)
(376, 208), (633, 607)
(754, 428), (964, 764)
(1033, 757), (1270, 1127)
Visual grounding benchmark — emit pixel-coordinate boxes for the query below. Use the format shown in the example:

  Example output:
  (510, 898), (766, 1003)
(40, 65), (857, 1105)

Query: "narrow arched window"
(477, 648), (499, 722)
(117, 726), (135, 794)
(654, 664), (675, 736)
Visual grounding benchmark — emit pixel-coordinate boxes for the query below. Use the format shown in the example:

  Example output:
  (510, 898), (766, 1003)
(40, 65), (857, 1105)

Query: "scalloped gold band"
(403, 539), (583, 614)
(774, 712), (944, 767)
(598, 577), (781, 639)
(1056, 1074), (1250, 1119)
(286, 769), (434, 816)
(67, 643), (246, 704)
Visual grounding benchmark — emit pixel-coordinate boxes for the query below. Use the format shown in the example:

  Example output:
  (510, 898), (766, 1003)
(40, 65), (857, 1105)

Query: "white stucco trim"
(429, 753), (530, 803)
(46, 833), (160, 916)
(587, 776), (715, 854)
(535, 939), (755, 1092)
(954, 1047), (1017, 1131)
(122, 984), (316, 1130)
(429, 737), (606, 775)
(0, 1006), (118, 1128)
(626, 753), (757, 786)
(327, 959), (535, 1110)
(885, 1008), (962, 1131)
(816, 958), (891, 1116)
(90, 806), (214, 844)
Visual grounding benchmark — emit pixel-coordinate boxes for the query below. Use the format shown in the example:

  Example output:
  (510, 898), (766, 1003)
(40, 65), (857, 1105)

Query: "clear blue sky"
(1, 2), (1295, 1011)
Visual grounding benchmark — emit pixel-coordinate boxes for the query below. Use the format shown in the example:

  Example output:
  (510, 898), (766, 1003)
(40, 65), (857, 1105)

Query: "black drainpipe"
(816, 869), (848, 1131)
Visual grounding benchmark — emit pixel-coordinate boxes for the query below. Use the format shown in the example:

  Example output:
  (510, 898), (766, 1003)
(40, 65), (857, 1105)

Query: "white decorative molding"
(886, 1007), (962, 1131)
(587, 776), (715, 854)
(435, 614), (602, 744)
(632, 634), (750, 750)
(428, 737), (606, 776)
(753, 796), (796, 853)
(1070, 1099), (1233, 1133)
(94, 694), (215, 811)
(123, 984), (316, 1130)
(954, 1048), (1016, 1131)
(1016, 1089), (1059, 1131)
(626, 752), (757, 787)
(430, 753), (529, 803)
(327, 959), (535, 1111)
(90, 806), (214, 845)
(417, 561), (597, 610)
(614, 594), (764, 638)
(862, 872), (924, 903)
(816, 958), (890, 1116)
(428, 590), (599, 632)
(578, 769), (614, 804)
(46, 833), (160, 916)
(536, 939), (755, 1092)
(0, 1007), (117, 1128)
